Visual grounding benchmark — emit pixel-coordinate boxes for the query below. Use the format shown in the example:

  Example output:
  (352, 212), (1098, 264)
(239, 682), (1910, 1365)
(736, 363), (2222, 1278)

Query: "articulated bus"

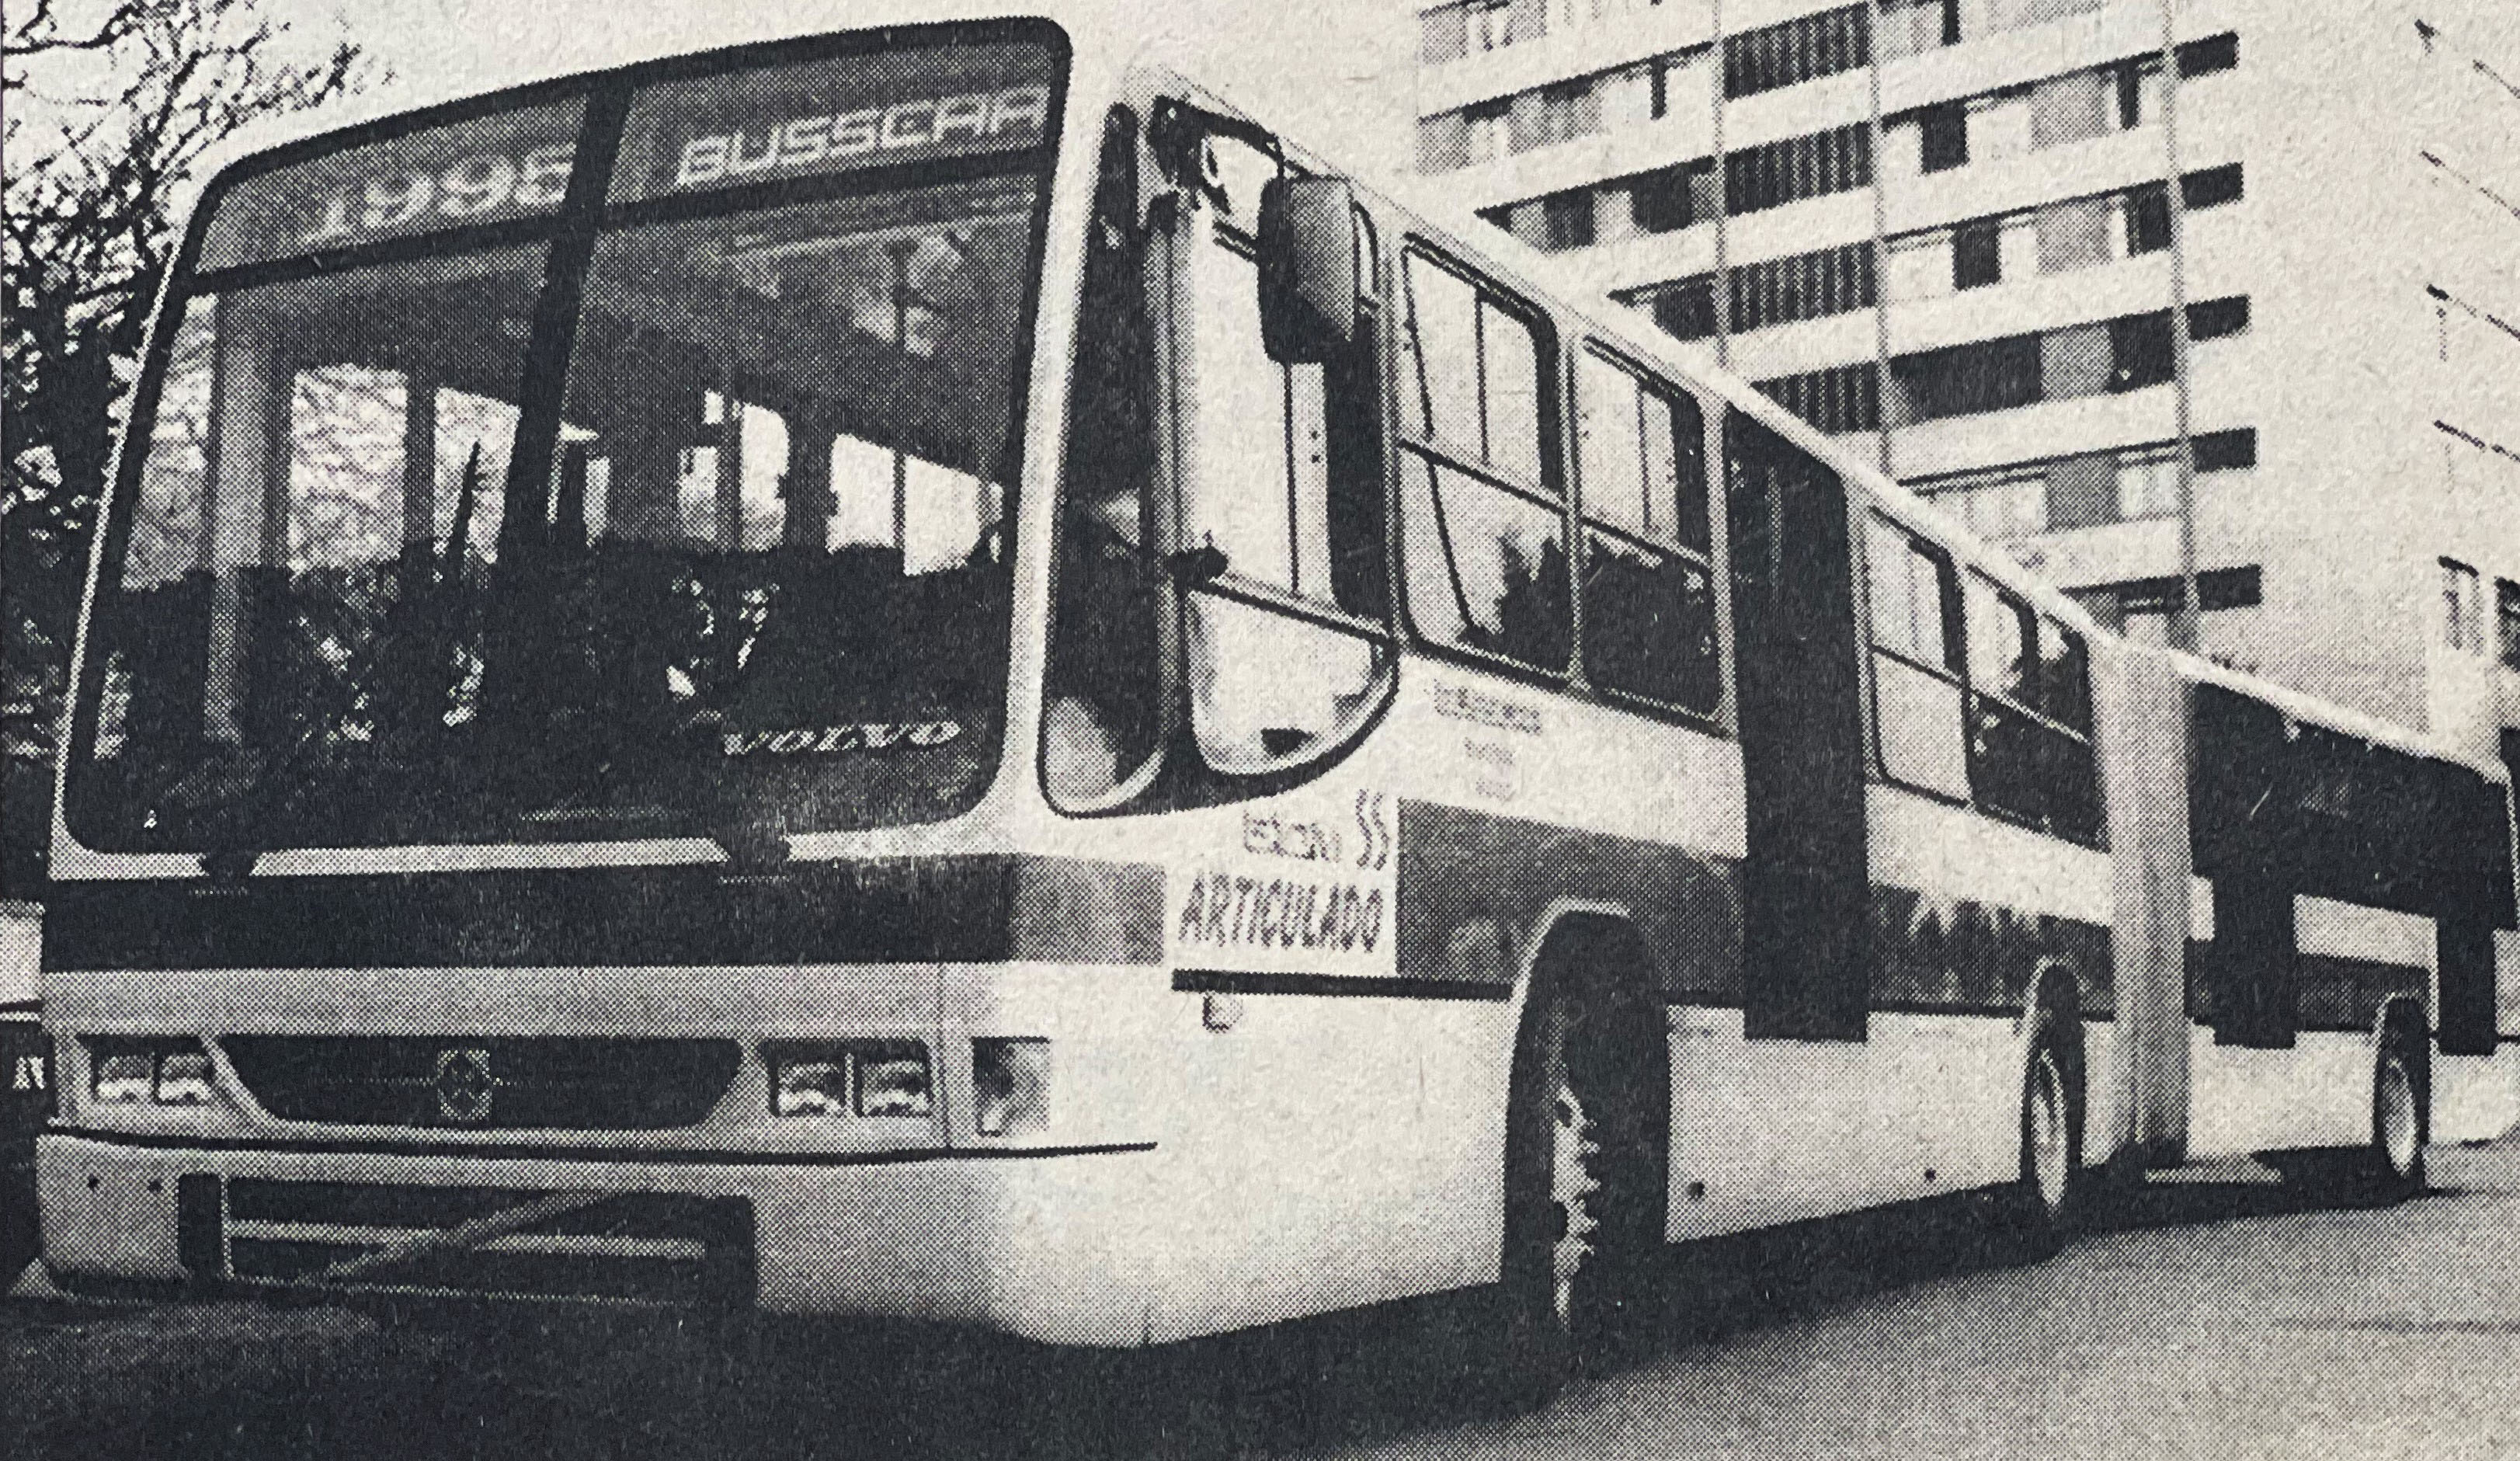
(36, 8), (2520, 1382)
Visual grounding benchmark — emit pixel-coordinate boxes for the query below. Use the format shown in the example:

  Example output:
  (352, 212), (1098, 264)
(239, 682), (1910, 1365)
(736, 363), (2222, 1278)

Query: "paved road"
(1294, 1146), (2520, 1461)
(7, 1146), (2517, 1460)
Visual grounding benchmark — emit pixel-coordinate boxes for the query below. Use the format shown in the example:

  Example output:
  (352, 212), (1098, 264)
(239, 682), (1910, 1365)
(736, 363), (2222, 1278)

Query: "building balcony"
(1889, 383), (2176, 478)
(1886, 250), (2174, 356)
(1884, 126), (2171, 237)
(1879, 0), (2225, 117)
(1415, 2), (1716, 118)
(1426, 111), (1718, 219)
(1727, 308), (1879, 383)
(1726, 188), (1878, 271)
(1579, 221), (1722, 296)
(2000, 512), (2181, 591)
(1721, 68), (1872, 153)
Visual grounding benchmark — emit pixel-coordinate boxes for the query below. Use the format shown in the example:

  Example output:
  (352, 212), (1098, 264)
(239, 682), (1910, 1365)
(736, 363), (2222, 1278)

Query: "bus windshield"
(70, 35), (1064, 854)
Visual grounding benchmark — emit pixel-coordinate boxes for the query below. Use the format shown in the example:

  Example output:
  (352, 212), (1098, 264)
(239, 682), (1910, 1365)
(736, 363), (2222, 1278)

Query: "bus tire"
(2367, 1026), (2428, 1203)
(2012, 1028), (2080, 1251)
(1496, 953), (1667, 1401)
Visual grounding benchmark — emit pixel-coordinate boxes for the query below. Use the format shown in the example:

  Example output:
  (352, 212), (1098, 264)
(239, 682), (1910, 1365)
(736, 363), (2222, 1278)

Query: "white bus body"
(36, 12), (2520, 1351)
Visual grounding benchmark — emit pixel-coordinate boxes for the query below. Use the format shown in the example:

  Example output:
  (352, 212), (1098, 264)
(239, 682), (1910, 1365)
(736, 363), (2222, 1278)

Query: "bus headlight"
(93, 1049), (156, 1106)
(89, 1038), (214, 1107)
(766, 1041), (933, 1118)
(853, 1043), (933, 1118)
(155, 1049), (216, 1106)
(972, 1038), (1050, 1137)
(770, 1052), (849, 1117)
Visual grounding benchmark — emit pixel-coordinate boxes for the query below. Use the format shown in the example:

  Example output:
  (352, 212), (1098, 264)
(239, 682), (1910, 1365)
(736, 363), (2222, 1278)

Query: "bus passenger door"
(1723, 413), (1869, 1042)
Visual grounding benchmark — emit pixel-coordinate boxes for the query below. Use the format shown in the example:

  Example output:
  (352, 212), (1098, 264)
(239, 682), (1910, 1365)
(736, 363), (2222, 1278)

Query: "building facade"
(1412, 0), (2520, 767)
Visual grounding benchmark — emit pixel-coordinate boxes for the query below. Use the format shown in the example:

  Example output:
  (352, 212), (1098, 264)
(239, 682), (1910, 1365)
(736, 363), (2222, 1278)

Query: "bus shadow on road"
(9, 1170), (2442, 1461)
(2097, 1150), (2442, 1233)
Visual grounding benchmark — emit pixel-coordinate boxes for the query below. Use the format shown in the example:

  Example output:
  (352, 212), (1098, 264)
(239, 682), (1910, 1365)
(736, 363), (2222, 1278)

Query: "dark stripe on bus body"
(53, 1128), (1156, 1167)
(1395, 798), (1744, 1002)
(1394, 799), (2111, 1018)
(2185, 941), (2433, 1039)
(42, 857), (1164, 972)
(1173, 969), (1510, 1001)
(1870, 884), (2113, 1019)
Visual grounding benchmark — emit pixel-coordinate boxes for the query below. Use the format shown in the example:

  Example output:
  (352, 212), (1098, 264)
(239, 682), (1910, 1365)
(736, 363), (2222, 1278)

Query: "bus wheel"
(2368, 1031), (2427, 1202)
(2013, 1034), (2079, 1249)
(1497, 969), (1666, 1401)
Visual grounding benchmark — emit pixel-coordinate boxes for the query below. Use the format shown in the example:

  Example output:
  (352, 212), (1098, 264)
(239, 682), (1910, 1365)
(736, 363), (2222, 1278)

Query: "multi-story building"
(1411, 0), (2520, 768)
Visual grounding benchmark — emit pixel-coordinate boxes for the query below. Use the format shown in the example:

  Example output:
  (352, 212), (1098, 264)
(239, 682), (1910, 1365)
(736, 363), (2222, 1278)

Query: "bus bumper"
(36, 1131), (1162, 1344)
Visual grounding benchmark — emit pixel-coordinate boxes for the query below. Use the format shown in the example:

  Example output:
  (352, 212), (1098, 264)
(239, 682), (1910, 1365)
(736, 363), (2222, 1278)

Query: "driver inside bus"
(1044, 483), (1155, 803)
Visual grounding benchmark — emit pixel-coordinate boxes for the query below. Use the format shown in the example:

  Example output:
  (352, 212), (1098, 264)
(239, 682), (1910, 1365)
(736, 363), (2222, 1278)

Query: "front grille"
(220, 1180), (753, 1306)
(222, 1037), (740, 1129)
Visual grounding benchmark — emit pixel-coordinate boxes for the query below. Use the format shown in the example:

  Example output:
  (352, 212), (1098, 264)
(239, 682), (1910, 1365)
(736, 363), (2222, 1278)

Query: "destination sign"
(662, 85), (1050, 192)
(189, 45), (1059, 271)
(197, 99), (587, 272)
(611, 43), (1059, 203)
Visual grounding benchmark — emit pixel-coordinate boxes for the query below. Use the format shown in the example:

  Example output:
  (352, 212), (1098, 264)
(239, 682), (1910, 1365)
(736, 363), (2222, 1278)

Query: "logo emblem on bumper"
(433, 1047), (495, 1125)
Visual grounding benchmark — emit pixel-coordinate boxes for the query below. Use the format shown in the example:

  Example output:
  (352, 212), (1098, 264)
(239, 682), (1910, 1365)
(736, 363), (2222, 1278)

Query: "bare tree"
(2, 0), (379, 890)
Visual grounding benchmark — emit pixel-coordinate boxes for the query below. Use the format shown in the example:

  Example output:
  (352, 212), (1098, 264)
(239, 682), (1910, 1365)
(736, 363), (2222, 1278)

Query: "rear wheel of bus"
(2366, 1024), (2428, 1202)
(1496, 940), (1668, 1401)
(2011, 1025), (2082, 1253)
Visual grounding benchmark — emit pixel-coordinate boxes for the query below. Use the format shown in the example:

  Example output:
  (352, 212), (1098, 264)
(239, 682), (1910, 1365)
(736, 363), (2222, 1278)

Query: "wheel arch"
(1513, 900), (1664, 1015)
(1503, 900), (1673, 1164)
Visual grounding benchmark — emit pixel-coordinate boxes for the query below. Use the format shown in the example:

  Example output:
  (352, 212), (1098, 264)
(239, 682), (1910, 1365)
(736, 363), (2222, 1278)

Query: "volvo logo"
(433, 1047), (495, 1125)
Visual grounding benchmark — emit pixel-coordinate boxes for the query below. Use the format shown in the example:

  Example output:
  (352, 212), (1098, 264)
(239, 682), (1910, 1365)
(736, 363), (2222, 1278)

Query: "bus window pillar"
(714, 392), (746, 551)
(401, 371), (439, 557)
(201, 301), (286, 746)
(605, 353), (704, 544)
(2209, 874), (2298, 1049)
(782, 416), (838, 549)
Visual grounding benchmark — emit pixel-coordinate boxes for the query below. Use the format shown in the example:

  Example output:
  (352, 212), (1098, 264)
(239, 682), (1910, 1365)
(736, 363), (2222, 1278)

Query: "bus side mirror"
(1257, 176), (1359, 364)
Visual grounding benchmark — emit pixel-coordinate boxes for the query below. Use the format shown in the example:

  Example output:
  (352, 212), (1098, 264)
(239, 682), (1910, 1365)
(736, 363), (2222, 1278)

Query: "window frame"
(2186, 294), (2251, 340)
(2182, 162), (2244, 209)
(1862, 511), (1971, 803)
(2442, 558), (2485, 654)
(2176, 32), (2239, 78)
(2191, 427), (2257, 471)
(1541, 186), (1596, 250)
(1393, 240), (1575, 684)
(2497, 577), (2520, 672)
(1044, 110), (1397, 816)
(1181, 216), (1396, 642)
(1958, 570), (2101, 842)
(1962, 570), (2048, 827)
(2107, 310), (2176, 391)
(1952, 218), (2003, 290)
(74, 19), (1081, 855)
(1570, 339), (1720, 722)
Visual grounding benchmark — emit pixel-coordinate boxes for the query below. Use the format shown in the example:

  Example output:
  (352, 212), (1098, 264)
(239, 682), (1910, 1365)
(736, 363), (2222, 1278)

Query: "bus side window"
(1963, 572), (2044, 824)
(1396, 249), (1569, 672)
(1864, 514), (1969, 801)
(1574, 346), (1716, 715)
(1959, 574), (2105, 842)
(1171, 167), (1391, 775)
(2039, 617), (2103, 843)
